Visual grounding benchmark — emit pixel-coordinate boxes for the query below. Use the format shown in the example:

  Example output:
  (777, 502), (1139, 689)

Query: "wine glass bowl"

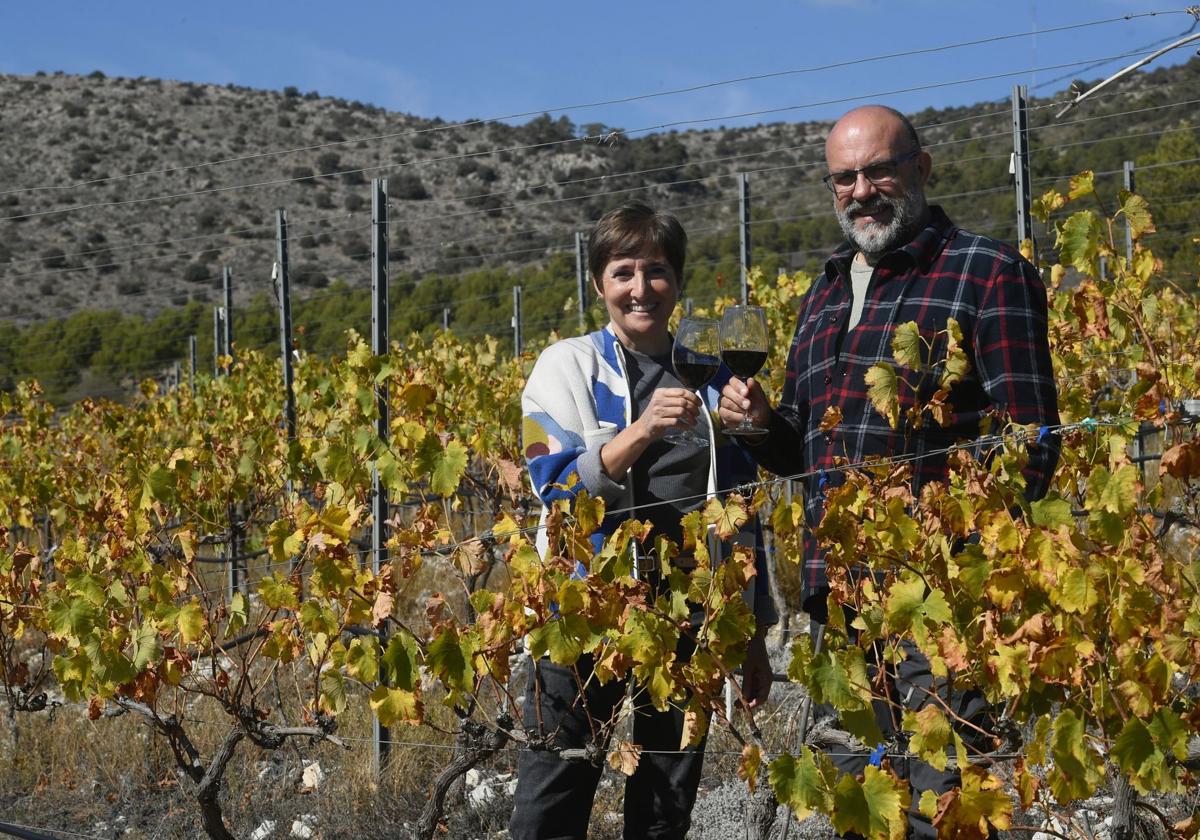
(719, 305), (769, 438)
(664, 317), (720, 446)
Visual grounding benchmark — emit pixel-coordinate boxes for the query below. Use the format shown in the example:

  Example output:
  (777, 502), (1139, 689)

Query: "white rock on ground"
(249, 820), (277, 840)
(300, 760), (324, 792)
(291, 814), (317, 838)
(1033, 816), (1072, 840)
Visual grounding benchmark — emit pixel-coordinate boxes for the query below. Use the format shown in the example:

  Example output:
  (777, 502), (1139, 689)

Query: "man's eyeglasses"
(822, 150), (921, 194)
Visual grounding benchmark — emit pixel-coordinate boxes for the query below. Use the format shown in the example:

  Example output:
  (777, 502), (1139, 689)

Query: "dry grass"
(0, 658), (806, 839)
(1, 691), (506, 837)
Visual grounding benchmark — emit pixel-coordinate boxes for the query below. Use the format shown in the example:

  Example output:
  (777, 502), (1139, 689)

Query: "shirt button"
(824, 375), (832, 384)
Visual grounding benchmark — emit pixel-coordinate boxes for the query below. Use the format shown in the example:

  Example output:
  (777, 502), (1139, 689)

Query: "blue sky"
(2, 1), (1197, 131)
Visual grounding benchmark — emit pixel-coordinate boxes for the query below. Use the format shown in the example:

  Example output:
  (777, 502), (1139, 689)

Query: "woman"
(511, 202), (777, 840)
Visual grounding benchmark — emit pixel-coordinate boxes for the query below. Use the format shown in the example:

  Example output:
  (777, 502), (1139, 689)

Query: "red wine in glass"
(673, 354), (721, 389)
(720, 350), (767, 379)
(719, 306), (770, 438)
(665, 317), (720, 446)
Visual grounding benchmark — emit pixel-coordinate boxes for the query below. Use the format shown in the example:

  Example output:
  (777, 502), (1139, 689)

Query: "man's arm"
(974, 255), (1061, 500)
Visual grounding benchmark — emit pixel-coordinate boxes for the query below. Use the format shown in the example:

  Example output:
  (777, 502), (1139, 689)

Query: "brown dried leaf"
(608, 739), (642, 776)
(818, 405), (843, 433)
(425, 593), (447, 628)
(937, 625), (972, 673)
(452, 540), (488, 577)
(1173, 813), (1200, 840)
(1134, 362), (1161, 383)
(1161, 440), (1200, 481)
(738, 744), (763, 792)
(371, 590), (395, 627)
(495, 458), (525, 501)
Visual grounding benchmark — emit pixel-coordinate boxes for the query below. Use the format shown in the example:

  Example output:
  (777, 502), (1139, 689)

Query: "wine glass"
(720, 305), (769, 438)
(664, 317), (721, 446)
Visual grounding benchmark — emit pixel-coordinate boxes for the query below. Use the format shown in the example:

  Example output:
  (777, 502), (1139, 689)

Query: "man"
(719, 105), (1059, 836)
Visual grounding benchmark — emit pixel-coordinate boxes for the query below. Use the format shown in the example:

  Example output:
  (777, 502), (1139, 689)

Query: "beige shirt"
(848, 253), (873, 331)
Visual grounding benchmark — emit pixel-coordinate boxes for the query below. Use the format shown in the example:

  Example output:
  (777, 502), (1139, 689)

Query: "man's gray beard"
(835, 188), (928, 259)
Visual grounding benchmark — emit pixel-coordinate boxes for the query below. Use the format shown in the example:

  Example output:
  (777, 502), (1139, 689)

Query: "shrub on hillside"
(289, 166), (315, 185)
(292, 262), (329, 287)
(196, 210), (221, 232)
(40, 247), (67, 269)
(316, 152), (342, 175)
(392, 174), (429, 200)
(183, 262), (211, 284)
(340, 234), (369, 261)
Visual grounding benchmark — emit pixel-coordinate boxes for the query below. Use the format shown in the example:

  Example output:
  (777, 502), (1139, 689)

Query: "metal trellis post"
(739, 173), (751, 304)
(222, 266), (235, 367)
(276, 209), (296, 444)
(213, 307), (224, 377)
(1011, 85), (1034, 257)
(41, 516), (53, 582)
(370, 178), (392, 776)
(228, 505), (245, 599)
(1123, 160), (1136, 265)
(512, 285), (523, 358)
(442, 307), (450, 332)
(1126, 157), (1144, 480)
(189, 335), (197, 394)
(575, 231), (588, 331)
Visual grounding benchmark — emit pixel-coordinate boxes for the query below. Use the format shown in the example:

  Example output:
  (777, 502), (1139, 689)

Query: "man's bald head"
(825, 105), (921, 162)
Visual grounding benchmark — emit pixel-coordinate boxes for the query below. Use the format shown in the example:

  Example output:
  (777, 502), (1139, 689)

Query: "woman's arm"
(598, 387), (701, 480)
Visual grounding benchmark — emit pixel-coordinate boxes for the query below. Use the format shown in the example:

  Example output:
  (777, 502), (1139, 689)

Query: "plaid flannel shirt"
(749, 206), (1060, 617)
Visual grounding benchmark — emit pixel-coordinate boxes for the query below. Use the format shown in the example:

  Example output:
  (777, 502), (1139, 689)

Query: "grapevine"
(0, 183), (1198, 839)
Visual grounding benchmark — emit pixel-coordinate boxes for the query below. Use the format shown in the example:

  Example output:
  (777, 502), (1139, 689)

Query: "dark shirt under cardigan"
(748, 206), (1061, 618)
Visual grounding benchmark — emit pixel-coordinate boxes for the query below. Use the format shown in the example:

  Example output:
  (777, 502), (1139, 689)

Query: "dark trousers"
(510, 631), (706, 840)
(815, 623), (993, 840)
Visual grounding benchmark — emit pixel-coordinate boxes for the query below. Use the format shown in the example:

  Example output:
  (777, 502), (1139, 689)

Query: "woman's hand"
(719, 377), (770, 431)
(636, 387), (702, 441)
(599, 387), (701, 481)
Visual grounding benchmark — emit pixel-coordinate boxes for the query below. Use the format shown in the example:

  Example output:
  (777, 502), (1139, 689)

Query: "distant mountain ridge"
(0, 60), (1197, 401)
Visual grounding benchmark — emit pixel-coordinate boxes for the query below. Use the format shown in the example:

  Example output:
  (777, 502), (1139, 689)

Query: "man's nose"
(849, 171), (876, 202)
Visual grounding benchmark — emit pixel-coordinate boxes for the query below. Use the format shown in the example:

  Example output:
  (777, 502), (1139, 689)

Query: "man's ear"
(916, 150), (933, 186)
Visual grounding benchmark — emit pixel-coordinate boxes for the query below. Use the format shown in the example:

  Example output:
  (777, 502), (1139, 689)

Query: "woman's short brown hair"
(588, 202), (687, 291)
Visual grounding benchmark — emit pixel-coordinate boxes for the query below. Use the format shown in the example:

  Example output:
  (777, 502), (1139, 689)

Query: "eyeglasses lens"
(830, 163), (896, 189)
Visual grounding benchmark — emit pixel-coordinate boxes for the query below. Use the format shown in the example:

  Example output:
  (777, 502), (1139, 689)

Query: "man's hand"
(719, 377), (771, 432)
(741, 630), (772, 710)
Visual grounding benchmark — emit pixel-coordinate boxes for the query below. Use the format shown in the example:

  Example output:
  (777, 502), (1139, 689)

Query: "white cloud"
(288, 41), (433, 115)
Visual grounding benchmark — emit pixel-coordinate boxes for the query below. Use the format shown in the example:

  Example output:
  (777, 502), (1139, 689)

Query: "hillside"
(0, 59), (1198, 401)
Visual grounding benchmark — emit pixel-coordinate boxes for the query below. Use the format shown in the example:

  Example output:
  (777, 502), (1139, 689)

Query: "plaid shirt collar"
(822, 205), (956, 285)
